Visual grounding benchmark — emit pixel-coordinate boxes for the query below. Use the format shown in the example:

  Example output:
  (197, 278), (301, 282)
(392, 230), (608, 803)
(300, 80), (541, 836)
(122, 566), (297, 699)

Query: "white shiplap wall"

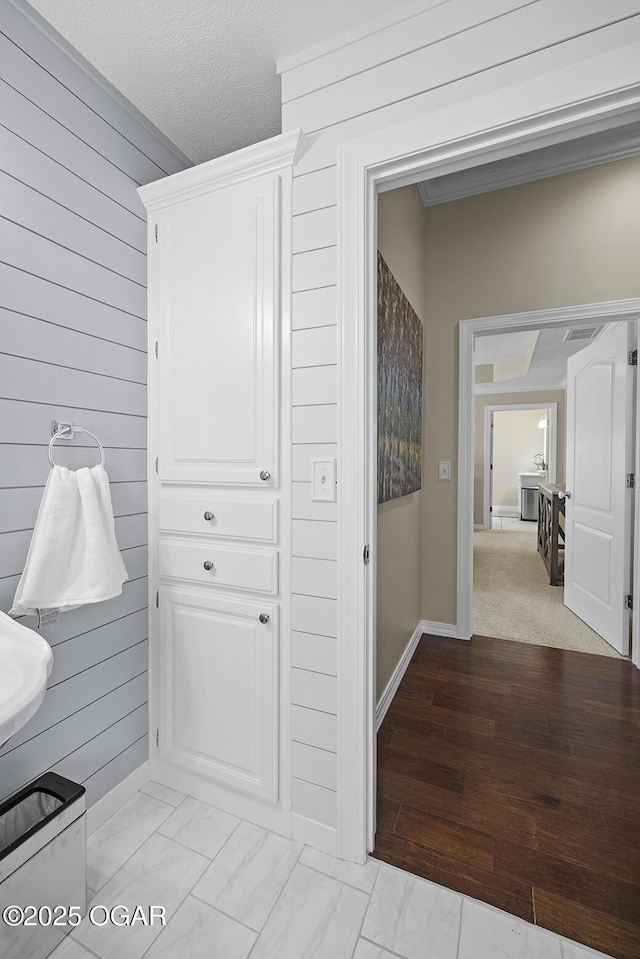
(0, 0), (189, 806)
(279, 0), (640, 849)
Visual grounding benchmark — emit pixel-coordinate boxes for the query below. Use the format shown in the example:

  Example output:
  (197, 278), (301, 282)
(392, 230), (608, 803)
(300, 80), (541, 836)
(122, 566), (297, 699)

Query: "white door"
(564, 322), (633, 654)
(160, 585), (279, 802)
(156, 173), (277, 486)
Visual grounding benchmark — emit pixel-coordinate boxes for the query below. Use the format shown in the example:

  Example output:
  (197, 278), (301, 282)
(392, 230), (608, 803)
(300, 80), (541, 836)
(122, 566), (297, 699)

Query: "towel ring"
(48, 426), (105, 468)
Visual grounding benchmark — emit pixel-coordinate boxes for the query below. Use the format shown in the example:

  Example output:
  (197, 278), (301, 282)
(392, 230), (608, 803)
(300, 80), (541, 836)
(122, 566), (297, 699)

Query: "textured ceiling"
(27, 0), (407, 164)
(476, 327), (604, 391)
(475, 332), (532, 366)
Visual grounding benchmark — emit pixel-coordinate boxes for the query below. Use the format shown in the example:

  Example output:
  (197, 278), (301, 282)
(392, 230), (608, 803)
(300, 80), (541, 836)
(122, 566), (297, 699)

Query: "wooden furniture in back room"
(537, 482), (565, 586)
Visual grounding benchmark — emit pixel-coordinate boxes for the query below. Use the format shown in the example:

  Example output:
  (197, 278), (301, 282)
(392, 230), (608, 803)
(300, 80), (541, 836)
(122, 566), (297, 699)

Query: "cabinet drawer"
(159, 539), (278, 594)
(159, 493), (278, 542)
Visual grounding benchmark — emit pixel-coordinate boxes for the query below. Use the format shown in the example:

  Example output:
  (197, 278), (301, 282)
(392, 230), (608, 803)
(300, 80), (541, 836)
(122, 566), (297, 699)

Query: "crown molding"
(419, 122), (640, 207)
(475, 381), (566, 395)
(138, 129), (309, 211)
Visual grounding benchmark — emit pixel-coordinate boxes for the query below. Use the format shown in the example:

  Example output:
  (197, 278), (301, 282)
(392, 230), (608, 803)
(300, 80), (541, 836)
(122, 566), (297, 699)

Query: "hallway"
(373, 633), (640, 959)
(473, 529), (622, 657)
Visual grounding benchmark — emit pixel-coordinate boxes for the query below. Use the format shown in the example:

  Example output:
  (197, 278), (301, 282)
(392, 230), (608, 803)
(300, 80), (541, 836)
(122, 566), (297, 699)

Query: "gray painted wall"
(0, 0), (190, 807)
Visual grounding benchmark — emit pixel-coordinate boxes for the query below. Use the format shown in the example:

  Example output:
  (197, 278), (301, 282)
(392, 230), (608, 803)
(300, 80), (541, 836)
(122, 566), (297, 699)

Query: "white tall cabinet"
(139, 131), (305, 833)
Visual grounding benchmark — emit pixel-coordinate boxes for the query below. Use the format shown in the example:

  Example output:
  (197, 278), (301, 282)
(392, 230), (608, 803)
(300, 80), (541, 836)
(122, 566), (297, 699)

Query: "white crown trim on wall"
(138, 129), (309, 210)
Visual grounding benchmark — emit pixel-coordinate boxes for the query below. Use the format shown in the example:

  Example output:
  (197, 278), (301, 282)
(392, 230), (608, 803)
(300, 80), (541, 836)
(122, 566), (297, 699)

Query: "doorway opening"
(481, 403), (558, 531)
(470, 316), (638, 660)
(337, 78), (640, 887)
(370, 153), (640, 957)
(466, 311), (638, 660)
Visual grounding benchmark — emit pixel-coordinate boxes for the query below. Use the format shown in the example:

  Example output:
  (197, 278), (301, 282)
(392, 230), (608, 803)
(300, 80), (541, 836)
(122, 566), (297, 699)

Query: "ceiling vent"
(563, 326), (600, 342)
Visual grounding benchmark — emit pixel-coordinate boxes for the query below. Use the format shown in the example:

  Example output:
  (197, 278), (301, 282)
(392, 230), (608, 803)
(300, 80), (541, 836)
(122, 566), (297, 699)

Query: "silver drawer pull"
(259, 470), (271, 481)
(259, 613), (270, 624)
(203, 560), (215, 571)
(203, 511), (214, 521)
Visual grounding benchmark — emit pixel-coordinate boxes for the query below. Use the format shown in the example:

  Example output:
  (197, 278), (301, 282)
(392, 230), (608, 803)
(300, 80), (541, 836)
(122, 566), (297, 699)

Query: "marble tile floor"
(50, 782), (614, 959)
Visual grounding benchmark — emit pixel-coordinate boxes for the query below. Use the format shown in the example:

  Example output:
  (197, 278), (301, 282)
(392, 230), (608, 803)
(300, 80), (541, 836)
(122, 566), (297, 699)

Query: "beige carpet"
(473, 529), (622, 658)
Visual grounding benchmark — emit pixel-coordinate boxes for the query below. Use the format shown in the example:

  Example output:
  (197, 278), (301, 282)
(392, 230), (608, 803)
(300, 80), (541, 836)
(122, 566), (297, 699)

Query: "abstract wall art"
(377, 252), (423, 504)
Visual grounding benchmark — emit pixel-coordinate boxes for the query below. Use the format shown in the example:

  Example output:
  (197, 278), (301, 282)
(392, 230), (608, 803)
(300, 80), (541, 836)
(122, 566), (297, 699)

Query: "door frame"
(337, 63), (640, 863)
(460, 305), (640, 641)
(482, 401), (558, 530)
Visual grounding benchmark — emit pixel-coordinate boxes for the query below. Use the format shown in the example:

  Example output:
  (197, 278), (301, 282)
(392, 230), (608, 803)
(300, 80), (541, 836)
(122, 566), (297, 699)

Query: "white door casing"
(482, 403), (558, 529)
(564, 322), (634, 654)
(339, 66), (640, 863)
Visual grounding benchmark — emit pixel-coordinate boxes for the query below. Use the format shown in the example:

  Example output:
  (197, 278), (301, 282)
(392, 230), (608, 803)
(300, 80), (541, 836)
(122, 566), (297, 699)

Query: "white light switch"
(438, 460), (451, 481)
(312, 458), (336, 502)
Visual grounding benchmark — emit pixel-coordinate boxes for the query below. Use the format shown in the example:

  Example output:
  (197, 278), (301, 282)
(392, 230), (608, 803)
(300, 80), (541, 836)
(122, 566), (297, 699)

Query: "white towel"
(10, 464), (128, 617)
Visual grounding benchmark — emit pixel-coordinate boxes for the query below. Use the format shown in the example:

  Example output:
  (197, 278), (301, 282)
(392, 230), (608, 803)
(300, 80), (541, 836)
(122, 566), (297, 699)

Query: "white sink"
(0, 611), (53, 748)
(519, 471), (548, 488)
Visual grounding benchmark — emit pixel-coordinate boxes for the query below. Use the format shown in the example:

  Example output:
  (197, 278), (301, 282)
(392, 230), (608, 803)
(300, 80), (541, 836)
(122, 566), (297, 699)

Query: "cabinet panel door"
(157, 174), (278, 485)
(160, 586), (278, 802)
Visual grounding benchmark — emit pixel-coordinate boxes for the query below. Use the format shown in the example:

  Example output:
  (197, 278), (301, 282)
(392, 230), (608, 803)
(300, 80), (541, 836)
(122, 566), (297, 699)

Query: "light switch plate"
(312, 458), (336, 502)
(438, 460), (451, 481)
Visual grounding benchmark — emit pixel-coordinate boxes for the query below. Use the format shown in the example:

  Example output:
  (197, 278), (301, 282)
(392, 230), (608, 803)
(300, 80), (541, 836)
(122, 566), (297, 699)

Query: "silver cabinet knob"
(203, 511), (214, 521)
(259, 470), (271, 481)
(203, 560), (215, 571)
(259, 613), (270, 624)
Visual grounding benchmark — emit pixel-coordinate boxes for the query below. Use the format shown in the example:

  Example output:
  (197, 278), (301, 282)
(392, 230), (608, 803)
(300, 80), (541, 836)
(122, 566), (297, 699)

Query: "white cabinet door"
(159, 586), (278, 802)
(156, 173), (278, 486)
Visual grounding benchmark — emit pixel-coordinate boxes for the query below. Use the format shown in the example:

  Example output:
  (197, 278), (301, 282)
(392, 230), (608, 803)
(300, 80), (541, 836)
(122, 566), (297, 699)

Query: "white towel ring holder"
(48, 426), (105, 469)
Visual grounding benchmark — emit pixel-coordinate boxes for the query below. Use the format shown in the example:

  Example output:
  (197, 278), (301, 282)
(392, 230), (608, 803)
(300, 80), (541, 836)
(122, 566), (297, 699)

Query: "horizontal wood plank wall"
(0, 0), (190, 807)
(280, 0), (640, 840)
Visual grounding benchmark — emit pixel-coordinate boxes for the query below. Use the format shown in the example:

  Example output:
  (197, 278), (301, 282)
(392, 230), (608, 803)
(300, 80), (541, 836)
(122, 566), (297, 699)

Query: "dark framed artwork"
(377, 252), (423, 504)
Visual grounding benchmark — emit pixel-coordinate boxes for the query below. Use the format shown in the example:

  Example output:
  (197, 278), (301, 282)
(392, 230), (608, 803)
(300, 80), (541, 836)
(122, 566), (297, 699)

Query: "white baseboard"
(376, 623), (423, 731)
(419, 619), (460, 639)
(291, 813), (337, 856)
(376, 618), (469, 731)
(474, 523), (486, 530)
(86, 760), (149, 835)
(492, 505), (519, 518)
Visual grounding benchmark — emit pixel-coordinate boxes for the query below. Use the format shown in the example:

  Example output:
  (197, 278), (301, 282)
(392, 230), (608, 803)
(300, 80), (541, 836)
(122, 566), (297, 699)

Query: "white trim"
(459, 300), (640, 643)
(6, 0), (192, 170)
(138, 130), (308, 210)
(418, 123), (640, 207)
(475, 380), (565, 394)
(482, 401), (558, 530)
(291, 814), (337, 856)
(375, 620), (463, 734)
(339, 66), (640, 864)
(465, 299), (640, 334)
(375, 622), (422, 732)
(634, 316), (640, 671)
(419, 619), (460, 639)
(86, 761), (149, 835)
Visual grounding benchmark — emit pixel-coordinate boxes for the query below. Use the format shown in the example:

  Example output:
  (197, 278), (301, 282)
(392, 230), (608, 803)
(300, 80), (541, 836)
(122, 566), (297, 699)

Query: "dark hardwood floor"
(373, 633), (640, 959)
